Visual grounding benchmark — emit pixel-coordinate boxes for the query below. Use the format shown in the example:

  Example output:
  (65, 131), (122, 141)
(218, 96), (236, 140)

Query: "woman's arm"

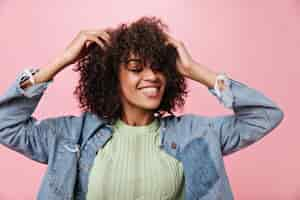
(208, 77), (284, 156)
(19, 57), (65, 90)
(0, 29), (111, 163)
(164, 33), (284, 156)
(187, 62), (284, 156)
(0, 68), (56, 164)
(189, 62), (284, 156)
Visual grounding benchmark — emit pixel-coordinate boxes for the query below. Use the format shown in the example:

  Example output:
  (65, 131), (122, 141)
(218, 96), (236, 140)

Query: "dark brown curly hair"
(72, 16), (189, 125)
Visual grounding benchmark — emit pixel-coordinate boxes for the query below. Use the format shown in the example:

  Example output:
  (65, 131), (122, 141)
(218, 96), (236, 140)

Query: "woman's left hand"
(164, 32), (196, 78)
(164, 32), (220, 90)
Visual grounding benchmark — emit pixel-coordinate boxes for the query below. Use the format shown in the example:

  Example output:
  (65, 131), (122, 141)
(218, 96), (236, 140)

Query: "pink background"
(0, 1), (297, 199)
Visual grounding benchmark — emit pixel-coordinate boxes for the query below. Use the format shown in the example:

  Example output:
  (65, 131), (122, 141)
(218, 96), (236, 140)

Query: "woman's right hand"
(60, 29), (112, 66)
(19, 29), (112, 89)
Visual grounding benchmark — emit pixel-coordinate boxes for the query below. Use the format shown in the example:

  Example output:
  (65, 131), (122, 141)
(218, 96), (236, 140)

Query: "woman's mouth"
(140, 87), (160, 98)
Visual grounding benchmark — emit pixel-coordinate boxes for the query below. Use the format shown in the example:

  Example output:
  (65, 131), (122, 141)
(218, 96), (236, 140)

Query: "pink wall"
(0, 1), (296, 199)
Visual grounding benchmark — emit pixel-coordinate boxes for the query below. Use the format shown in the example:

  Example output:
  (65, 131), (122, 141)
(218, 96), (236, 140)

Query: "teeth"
(140, 87), (159, 96)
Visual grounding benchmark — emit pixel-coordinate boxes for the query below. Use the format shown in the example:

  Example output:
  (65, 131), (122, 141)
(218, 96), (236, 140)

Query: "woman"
(0, 16), (284, 200)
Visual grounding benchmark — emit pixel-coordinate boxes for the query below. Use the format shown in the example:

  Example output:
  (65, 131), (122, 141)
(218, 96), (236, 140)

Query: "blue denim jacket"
(0, 68), (284, 200)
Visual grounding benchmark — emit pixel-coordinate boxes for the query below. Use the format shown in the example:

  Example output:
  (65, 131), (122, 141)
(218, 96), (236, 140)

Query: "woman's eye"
(151, 63), (163, 72)
(130, 66), (142, 72)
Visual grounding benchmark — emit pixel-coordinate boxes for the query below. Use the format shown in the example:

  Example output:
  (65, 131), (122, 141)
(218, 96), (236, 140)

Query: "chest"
(85, 131), (185, 199)
(47, 121), (223, 199)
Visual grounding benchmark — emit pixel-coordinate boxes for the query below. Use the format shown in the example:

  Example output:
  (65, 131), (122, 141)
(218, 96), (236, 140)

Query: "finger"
(100, 31), (112, 45)
(86, 34), (105, 49)
(164, 32), (178, 46)
(88, 29), (112, 45)
(86, 40), (92, 47)
(91, 32), (111, 46)
(100, 32), (112, 45)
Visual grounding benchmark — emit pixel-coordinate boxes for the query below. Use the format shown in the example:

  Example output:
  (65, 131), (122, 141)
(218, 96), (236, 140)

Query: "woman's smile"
(140, 87), (161, 98)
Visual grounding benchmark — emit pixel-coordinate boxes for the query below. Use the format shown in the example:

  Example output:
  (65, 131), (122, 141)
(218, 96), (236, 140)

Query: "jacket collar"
(81, 111), (169, 148)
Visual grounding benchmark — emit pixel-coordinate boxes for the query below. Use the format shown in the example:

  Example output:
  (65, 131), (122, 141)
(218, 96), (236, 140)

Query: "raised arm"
(0, 29), (111, 163)
(0, 68), (56, 164)
(164, 32), (284, 156)
(207, 75), (283, 156)
(186, 61), (283, 156)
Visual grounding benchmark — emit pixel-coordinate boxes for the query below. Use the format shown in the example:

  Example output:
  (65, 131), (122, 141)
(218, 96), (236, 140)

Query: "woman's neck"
(120, 110), (156, 126)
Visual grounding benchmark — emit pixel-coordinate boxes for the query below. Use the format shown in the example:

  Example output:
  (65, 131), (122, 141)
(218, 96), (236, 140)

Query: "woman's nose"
(143, 66), (157, 80)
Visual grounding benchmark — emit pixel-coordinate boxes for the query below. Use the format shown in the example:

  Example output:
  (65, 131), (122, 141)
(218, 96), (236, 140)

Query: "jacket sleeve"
(0, 68), (56, 164)
(206, 75), (284, 156)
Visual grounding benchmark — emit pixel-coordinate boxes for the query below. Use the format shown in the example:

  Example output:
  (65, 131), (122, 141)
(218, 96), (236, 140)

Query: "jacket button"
(171, 142), (177, 149)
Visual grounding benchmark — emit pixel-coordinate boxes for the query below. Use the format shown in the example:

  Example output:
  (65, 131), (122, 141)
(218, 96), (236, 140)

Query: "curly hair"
(72, 16), (189, 125)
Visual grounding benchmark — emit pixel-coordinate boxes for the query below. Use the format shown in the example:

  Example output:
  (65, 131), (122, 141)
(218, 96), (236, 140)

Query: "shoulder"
(163, 114), (217, 148)
(164, 113), (211, 128)
(163, 113), (213, 139)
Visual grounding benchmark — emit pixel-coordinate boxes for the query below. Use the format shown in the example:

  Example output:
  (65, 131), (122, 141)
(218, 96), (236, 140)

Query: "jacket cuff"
(16, 68), (53, 98)
(208, 75), (234, 108)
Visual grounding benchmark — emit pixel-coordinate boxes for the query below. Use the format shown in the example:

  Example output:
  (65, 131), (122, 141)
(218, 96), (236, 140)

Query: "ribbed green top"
(86, 117), (185, 200)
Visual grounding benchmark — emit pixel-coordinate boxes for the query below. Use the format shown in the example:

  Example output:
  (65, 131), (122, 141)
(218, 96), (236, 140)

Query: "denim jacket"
(0, 68), (284, 200)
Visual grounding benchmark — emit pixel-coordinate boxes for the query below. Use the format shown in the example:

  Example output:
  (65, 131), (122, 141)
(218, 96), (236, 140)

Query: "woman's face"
(118, 52), (166, 114)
